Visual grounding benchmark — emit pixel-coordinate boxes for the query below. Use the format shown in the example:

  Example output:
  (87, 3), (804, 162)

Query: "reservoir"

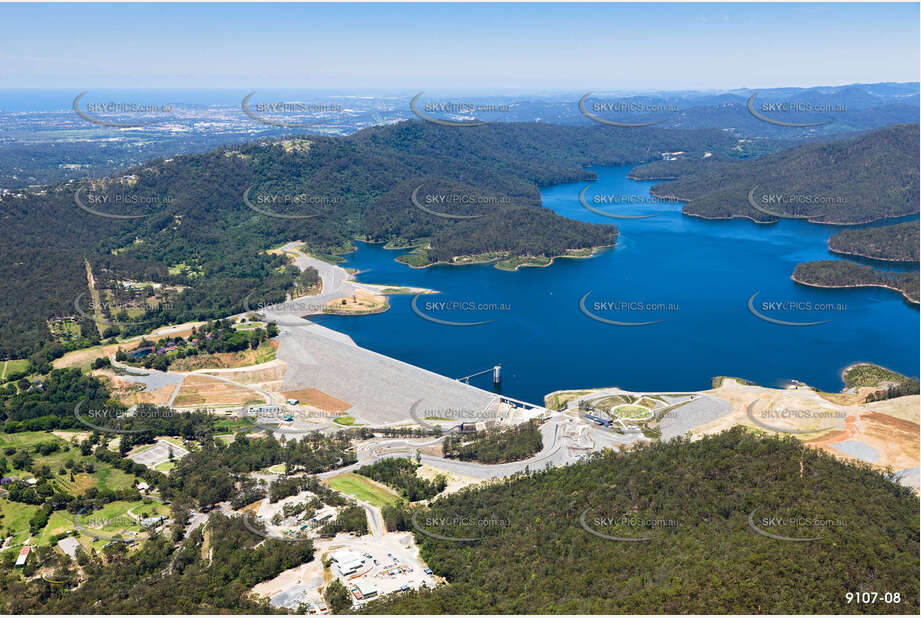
(319, 165), (920, 404)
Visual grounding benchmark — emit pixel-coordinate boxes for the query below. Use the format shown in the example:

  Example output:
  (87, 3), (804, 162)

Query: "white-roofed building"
(331, 549), (365, 576)
(355, 580), (377, 599)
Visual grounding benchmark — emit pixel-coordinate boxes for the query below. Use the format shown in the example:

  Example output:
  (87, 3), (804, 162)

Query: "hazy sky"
(0, 2), (918, 90)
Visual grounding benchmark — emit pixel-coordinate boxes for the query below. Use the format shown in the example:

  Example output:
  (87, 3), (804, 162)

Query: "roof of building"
(331, 549), (362, 563)
(15, 546), (31, 566)
(339, 558), (363, 573)
(355, 580), (377, 596)
(57, 536), (81, 559)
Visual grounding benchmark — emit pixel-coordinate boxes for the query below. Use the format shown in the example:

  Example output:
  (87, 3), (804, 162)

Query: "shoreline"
(791, 274), (919, 306)
(828, 246), (919, 263)
(838, 361), (908, 389)
(395, 244), (614, 272)
(647, 184), (919, 227)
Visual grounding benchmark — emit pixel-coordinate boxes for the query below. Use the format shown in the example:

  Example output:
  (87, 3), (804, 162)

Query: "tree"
(325, 579), (352, 614)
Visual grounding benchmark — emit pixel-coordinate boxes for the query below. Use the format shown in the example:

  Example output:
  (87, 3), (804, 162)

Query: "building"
(15, 546), (31, 567)
(248, 404), (283, 415)
(57, 536), (81, 560)
(355, 580), (377, 600)
(331, 549), (365, 576)
(310, 511), (333, 525)
(141, 515), (167, 528)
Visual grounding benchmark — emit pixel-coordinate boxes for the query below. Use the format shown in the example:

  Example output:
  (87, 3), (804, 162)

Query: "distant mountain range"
(0, 83), (917, 190)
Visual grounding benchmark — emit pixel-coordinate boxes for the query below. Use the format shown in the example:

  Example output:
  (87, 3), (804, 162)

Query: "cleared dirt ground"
(700, 380), (919, 487)
(172, 375), (261, 407)
(94, 369), (177, 406)
(281, 388), (352, 413)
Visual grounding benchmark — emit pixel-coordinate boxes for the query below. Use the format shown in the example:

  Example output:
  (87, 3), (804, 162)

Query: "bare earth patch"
(324, 290), (388, 315)
(169, 341), (279, 372)
(172, 375), (263, 407)
(95, 369), (177, 406)
(281, 388), (352, 413)
(416, 462), (480, 495)
(702, 380), (920, 488)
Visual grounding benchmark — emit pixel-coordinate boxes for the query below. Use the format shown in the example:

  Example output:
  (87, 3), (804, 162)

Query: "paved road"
(558, 388), (731, 442)
(320, 416), (592, 481)
(276, 241), (358, 310)
(357, 500), (384, 537)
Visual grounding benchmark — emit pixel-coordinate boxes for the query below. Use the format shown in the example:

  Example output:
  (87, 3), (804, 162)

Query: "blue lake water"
(317, 165), (919, 404)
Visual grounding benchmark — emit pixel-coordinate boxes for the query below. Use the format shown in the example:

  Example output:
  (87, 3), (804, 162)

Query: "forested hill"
(365, 428), (919, 615)
(793, 260), (920, 305)
(0, 121), (736, 360)
(630, 123), (919, 224)
(828, 221), (920, 262)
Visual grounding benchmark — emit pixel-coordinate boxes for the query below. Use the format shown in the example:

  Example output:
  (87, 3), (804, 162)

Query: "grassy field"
(594, 395), (633, 409)
(75, 499), (171, 552)
(326, 473), (400, 508)
(0, 500), (40, 547)
(267, 463), (286, 474)
(333, 416), (355, 426)
(496, 255), (552, 271)
(254, 339), (276, 364)
(154, 461), (176, 473)
(1, 498), (170, 556)
(0, 431), (138, 494)
(610, 405), (653, 420)
(212, 418), (256, 433)
(544, 390), (593, 411)
(159, 436), (188, 449)
(0, 359), (30, 380)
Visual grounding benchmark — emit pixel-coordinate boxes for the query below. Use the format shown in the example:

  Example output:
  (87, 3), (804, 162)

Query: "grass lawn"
(544, 390), (592, 411)
(254, 339), (276, 364)
(0, 431), (139, 494)
(74, 499), (170, 551)
(326, 473), (399, 508)
(36, 510), (78, 545)
(0, 500), (40, 550)
(267, 463), (286, 474)
(159, 436), (189, 450)
(0, 431), (60, 448)
(0, 359), (30, 381)
(213, 418), (255, 432)
(234, 322), (267, 330)
(610, 405), (653, 420)
(154, 461), (176, 473)
(129, 443), (159, 456)
(333, 416), (355, 426)
(593, 395), (631, 409)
